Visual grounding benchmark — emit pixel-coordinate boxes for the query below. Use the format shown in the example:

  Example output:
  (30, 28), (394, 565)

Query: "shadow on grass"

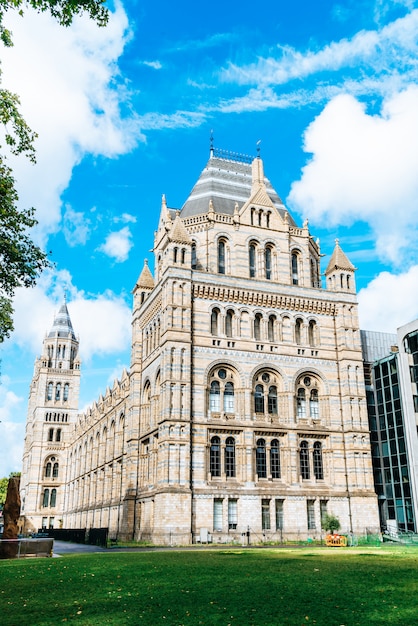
(1, 547), (417, 625)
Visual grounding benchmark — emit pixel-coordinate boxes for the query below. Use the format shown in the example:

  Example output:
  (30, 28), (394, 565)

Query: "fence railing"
(0, 538), (54, 559)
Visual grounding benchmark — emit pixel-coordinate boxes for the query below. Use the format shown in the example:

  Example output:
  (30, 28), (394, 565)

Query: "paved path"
(53, 540), (107, 555)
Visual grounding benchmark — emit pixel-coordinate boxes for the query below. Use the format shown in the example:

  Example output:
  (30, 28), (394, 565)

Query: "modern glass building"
(362, 325), (418, 533)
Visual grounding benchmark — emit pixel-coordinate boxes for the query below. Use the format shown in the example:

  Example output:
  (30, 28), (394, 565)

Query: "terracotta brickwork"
(20, 152), (380, 543)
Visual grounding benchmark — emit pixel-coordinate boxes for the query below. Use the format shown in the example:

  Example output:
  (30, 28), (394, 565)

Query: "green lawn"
(1, 546), (417, 625)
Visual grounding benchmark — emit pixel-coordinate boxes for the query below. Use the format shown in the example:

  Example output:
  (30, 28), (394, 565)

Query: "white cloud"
(358, 265), (418, 332)
(115, 212), (137, 224)
(63, 204), (91, 246)
(138, 110), (206, 130)
(1, 5), (143, 244)
(98, 226), (133, 262)
(221, 9), (418, 87)
(0, 381), (25, 477)
(143, 60), (162, 70)
(287, 87), (418, 264)
(11, 270), (132, 361)
(69, 293), (132, 360)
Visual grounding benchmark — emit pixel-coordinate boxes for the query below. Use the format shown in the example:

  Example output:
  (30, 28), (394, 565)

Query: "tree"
(0, 1), (108, 341)
(0, 472), (19, 508)
(321, 513), (341, 535)
(0, 475), (8, 508)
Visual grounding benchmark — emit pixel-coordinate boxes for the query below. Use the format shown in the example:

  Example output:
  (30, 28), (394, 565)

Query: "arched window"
(313, 442), (323, 479)
(47, 382), (53, 401)
(268, 386), (278, 415)
(45, 462), (52, 478)
(308, 320), (316, 347)
(291, 252), (299, 285)
(210, 436), (221, 477)
(223, 382), (235, 412)
(300, 441), (310, 479)
(254, 372), (280, 417)
(52, 462), (59, 478)
(268, 315), (276, 342)
(55, 383), (61, 401)
(265, 247), (272, 280)
(56, 429), (61, 442)
(225, 309), (233, 337)
(295, 318), (303, 345)
(225, 437), (235, 477)
(254, 313), (262, 340)
(50, 488), (57, 507)
(173, 247), (178, 263)
(48, 428), (54, 442)
(211, 308), (220, 336)
(297, 388), (306, 418)
(270, 439), (281, 478)
(256, 439), (267, 478)
(310, 389), (319, 418)
(209, 381), (220, 412)
(218, 239), (226, 274)
(249, 243), (256, 278)
(63, 383), (69, 401)
(208, 368), (236, 416)
(296, 375), (321, 421)
(43, 489), (50, 508)
(191, 243), (197, 269)
(254, 384), (264, 413)
(181, 248), (186, 264)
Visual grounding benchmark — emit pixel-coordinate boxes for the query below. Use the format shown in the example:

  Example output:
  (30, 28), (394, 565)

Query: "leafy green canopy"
(0, 1), (108, 342)
(0, 0), (108, 47)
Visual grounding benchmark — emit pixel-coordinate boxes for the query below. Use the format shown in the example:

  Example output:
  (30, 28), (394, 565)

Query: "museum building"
(20, 147), (380, 543)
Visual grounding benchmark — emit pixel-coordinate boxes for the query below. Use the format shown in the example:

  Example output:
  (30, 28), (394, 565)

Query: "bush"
(321, 513), (341, 534)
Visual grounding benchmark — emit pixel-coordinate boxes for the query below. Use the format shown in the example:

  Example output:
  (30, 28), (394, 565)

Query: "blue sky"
(1, 0), (418, 475)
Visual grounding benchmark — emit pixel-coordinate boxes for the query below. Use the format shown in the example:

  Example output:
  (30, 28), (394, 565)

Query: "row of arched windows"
(211, 237), (320, 286)
(207, 368), (322, 421)
(46, 381), (69, 402)
(210, 308), (318, 346)
(68, 414), (125, 481)
(209, 436), (324, 480)
(45, 412), (68, 422)
(45, 344), (77, 368)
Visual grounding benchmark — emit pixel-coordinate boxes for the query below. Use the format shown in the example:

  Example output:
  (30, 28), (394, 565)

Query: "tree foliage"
(0, 0), (108, 47)
(0, 472), (19, 507)
(0, 1), (108, 342)
(321, 513), (341, 534)
(0, 476), (8, 507)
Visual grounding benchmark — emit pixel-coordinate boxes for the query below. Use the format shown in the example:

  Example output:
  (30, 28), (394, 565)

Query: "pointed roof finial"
(325, 239), (356, 274)
(256, 139), (261, 158)
(48, 300), (76, 340)
(135, 259), (155, 290)
(210, 129), (214, 158)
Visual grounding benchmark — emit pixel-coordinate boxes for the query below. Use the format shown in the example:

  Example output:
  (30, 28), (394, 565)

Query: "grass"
(1, 546), (417, 625)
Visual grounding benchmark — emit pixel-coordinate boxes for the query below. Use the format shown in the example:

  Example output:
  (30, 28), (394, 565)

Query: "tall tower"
(20, 301), (80, 533)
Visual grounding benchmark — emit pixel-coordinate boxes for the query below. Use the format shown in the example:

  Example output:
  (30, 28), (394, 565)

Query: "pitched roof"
(48, 301), (76, 339)
(180, 154), (295, 224)
(135, 260), (155, 290)
(168, 212), (192, 244)
(325, 239), (356, 274)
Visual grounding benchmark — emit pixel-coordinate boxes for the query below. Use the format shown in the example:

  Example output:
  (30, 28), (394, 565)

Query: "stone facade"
(20, 149), (380, 543)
